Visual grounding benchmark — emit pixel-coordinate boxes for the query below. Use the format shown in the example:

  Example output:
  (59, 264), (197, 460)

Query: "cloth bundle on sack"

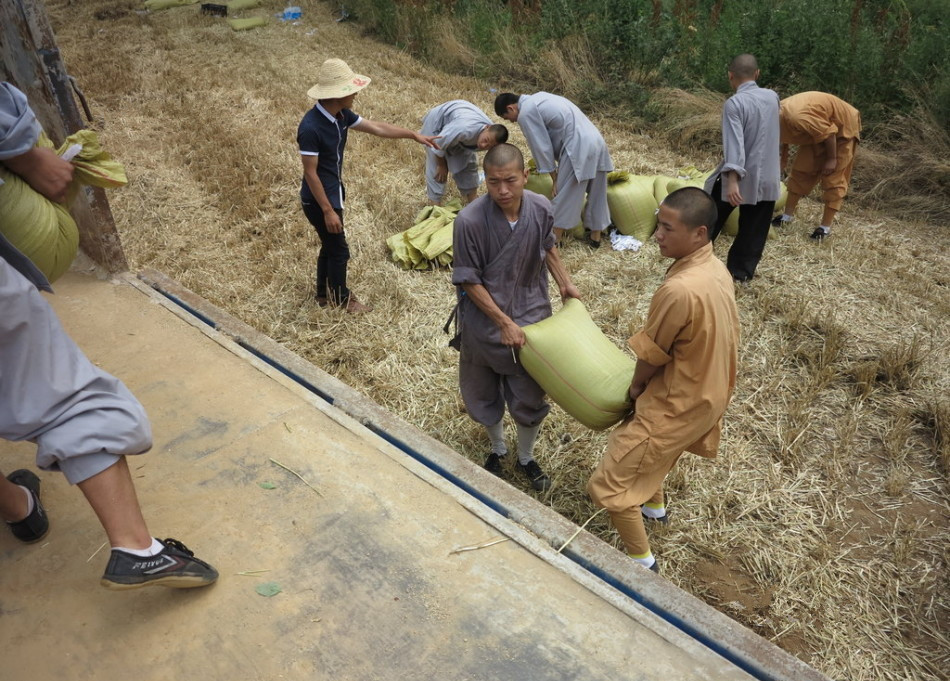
(606, 171), (658, 241)
(519, 298), (636, 430)
(0, 130), (127, 283)
(386, 200), (461, 270)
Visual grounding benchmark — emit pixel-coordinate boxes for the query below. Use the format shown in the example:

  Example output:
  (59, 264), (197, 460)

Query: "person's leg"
(588, 427), (684, 569)
(775, 145), (819, 225)
(504, 371), (551, 490)
(424, 148), (447, 205)
(302, 202), (350, 305)
(584, 170), (611, 243)
(0, 473), (31, 522)
(707, 176), (734, 242)
(551, 157), (585, 243)
(77, 457), (151, 549)
(814, 137), (856, 239)
(459, 359), (507, 472)
(452, 152), (480, 205)
(727, 200), (775, 281)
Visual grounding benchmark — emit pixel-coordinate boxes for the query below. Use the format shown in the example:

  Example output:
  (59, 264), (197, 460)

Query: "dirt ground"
(41, 1), (950, 679)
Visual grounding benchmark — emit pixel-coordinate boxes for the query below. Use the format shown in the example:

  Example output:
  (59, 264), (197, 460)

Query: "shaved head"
(484, 143), (524, 171)
(728, 54), (759, 80)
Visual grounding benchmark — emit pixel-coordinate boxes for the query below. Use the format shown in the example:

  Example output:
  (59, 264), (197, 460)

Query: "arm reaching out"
(353, 119), (441, 149)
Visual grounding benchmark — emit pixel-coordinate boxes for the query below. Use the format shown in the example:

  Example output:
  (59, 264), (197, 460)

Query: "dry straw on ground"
(49, 1), (948, 679)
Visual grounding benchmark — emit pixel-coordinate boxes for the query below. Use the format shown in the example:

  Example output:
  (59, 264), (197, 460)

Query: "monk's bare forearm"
(461, 283), (525, 347)
(545, 247), (580, 301)
(629, 358), (661, 400)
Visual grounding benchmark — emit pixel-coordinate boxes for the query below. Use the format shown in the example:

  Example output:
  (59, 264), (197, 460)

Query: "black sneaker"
(5, 469), (49, 543)
(517, 460), (551, 492)
(771, 215), (791, 227)
(484, 452), (504, 476)
(100, 537), (219, 590)
(810, 227), (830, 241)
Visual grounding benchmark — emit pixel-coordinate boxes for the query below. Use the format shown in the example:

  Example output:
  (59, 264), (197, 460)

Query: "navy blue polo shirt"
(297, 102), (362, 209)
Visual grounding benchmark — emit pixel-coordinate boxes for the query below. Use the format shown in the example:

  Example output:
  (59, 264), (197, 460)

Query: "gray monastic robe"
(451, 190), (556, 372)
(516, 93), (613, 181)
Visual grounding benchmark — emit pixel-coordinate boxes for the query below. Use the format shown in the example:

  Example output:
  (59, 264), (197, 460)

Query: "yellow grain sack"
(653, 175), (673, 205)
(606, 171), (658, 241)
(520, 298), (635, 430)
(228, 16), (267, 30)
(144, 0), (197, 10)
(227, 0), (262, 10)
(721, 182), (787, 241)
(0, 130), (126, 283)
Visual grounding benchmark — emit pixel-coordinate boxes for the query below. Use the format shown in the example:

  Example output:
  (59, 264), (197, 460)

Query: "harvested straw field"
(49, 1), (948, 679)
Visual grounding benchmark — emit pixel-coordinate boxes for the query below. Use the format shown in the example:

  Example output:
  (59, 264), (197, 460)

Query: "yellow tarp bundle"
(0, 130), (127, 283)
(227, 0), (262, 10)
(520, 298), (636, 430)
(228, 16), (268, 30)
(387, 200), (461, 270)
(606, 171), (659, 241)
(144, 0), (198, 10)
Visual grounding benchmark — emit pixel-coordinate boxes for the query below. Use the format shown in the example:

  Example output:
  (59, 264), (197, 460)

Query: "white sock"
(630, 553), (656, 569)
(642, 503), (666, 519)
(485, 421), (507, 456)
(114, 537), (164, 557)
(818, 225), (831, 233)
(516, 423), (541, 465)
(779, 214), (793, 222)
(3, 485), (34, 524)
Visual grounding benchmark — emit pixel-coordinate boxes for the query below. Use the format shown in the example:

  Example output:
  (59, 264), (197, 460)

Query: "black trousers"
(302, 201), (349, 304)
(709, 177), (775, 282)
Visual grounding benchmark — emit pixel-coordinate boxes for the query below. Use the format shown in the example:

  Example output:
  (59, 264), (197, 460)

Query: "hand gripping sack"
(519, 298), (635, 430)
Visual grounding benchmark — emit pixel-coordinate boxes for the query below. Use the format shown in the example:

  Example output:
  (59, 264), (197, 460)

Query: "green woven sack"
(525, 158), (553, 199)
(520, 298), (635, 430)
(606, 171), (658, 241)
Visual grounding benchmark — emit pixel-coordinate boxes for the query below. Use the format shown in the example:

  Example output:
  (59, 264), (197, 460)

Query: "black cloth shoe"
(771, 215), (791, 227)
(484, 452), (504, 476)
(810, 227), (830, 241)
(586, 234), (602, 249)
(100, 538), (219, 590)
(5, 469), (49, 543)
(517, 460), (551, 492)
(649, 559), (660, 574)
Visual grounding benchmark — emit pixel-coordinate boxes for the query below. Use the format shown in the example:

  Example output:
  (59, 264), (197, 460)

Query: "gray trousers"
(552, 154), (611, 232)
(0, 259), (152, 484)
(459, 358), (550, 428)
(425, 148), (480, 203)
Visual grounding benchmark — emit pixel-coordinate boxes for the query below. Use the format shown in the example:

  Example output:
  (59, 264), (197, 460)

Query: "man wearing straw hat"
(297, 58), (440, 313)
(452, 143), (580, 492)
(588, 187), (739, 573)
(420, 100), (508, 205)
(494, 91), (613, 248)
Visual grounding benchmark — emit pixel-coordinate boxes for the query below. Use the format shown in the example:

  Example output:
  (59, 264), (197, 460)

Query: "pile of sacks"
(386, 199), (461, 270)
(607, 166), (788, 241)
(0, 130), (127, 282)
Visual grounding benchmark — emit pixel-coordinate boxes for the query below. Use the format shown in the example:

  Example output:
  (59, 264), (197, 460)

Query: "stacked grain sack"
(386, 200), (461, 270)
(605, 171), (658, 241)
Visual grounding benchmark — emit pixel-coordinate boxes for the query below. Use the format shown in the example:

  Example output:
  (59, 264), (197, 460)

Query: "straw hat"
(307, 59), (371, 100)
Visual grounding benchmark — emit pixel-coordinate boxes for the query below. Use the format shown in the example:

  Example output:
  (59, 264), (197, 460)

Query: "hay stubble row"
(49, 2), (948, 679)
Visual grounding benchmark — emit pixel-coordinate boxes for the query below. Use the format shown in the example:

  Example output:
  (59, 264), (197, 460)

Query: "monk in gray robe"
(494, 92), (614, 247)
(452, 143), (580, 491)
(421, 100), (508, 205)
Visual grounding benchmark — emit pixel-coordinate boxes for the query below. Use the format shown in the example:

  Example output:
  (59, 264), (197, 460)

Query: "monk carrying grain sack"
(588, 187), (739, 574)
(452, 143), (580, 492)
